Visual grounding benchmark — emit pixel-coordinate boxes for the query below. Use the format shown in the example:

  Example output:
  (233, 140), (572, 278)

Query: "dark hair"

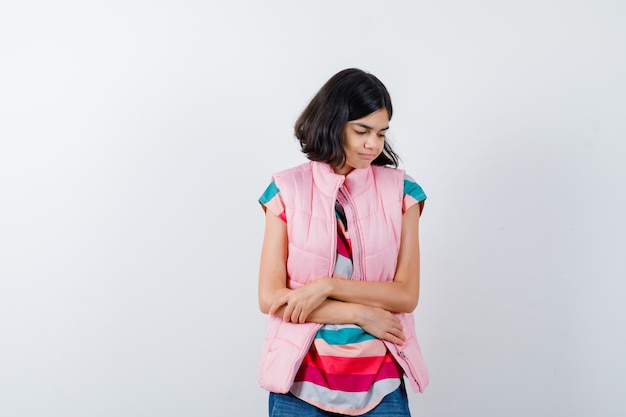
(294, 68), (399, 168)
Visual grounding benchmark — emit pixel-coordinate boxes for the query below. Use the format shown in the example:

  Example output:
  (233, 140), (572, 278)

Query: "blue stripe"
(403, 179), (426, 202)
(315, 327), (377, 345)
(259, 181), (280, 205)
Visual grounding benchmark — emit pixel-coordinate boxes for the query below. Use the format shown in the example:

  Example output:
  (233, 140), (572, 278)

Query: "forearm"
(263, 274), (419, 316)
(271, 298), (407, 345)
(323, 278), (419, 313)
(270, 298), (361, 325)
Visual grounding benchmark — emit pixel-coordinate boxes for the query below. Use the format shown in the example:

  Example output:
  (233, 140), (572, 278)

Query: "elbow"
(399, 301), (417, 314)
(398, 289), (420, 313)
(258, 292), (272, 315)
(258, 285), (289, 316)
(259, 303), (270, 315)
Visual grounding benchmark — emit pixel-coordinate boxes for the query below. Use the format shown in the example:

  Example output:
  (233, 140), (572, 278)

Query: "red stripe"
(336, 239), (350, 258)
(336, 233), (352, 258)
(301, 351), (397, 375)
(294, 361), (402, 392)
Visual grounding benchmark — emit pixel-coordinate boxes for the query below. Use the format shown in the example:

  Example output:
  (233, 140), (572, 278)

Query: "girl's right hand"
(355, 305), (406, 345)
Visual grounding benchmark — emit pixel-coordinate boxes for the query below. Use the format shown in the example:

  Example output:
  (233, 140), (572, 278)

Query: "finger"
(269, 302), (281, 316)
(269, 295), (287, 316)
(390, 317), (402, 327)
(298, 310), (308, 324)
(290, 305), (302, 324)
(396, 331), (406, 345)
(282, 303), (295, 322)
(387, 332), (405, 346)
(298, 304), (313, 324)
(386, 325), (405, 342)
(390, 319), (403, 332)
(393, 326), (406, 341)
(382, 333), (400, 345)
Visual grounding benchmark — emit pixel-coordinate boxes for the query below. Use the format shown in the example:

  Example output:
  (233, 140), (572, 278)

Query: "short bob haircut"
(295, 68), (399, 169)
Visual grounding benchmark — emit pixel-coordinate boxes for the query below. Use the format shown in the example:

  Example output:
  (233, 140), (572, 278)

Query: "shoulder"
(372, 164), (405, 178)
(271, 162), (316, 197)
(372, 165), (406, 190)
(403, 173), (427, 202)
(272, 161), (312, 181)
(261, 162), (313, 209)
(260, 163), (310, 200)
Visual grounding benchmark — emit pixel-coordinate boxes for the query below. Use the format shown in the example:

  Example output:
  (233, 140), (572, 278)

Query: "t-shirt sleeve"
(403, 173), (427, 214)
(259, 180), (287, 222)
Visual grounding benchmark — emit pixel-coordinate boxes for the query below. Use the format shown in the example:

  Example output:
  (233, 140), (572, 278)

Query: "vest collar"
(310, 161), (374, 197)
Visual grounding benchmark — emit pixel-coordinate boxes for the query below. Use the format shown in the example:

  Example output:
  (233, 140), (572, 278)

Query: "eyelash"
(355, 130), (386, 138)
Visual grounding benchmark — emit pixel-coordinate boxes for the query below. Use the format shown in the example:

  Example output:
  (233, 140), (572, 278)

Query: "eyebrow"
(350, 122), (390, 131)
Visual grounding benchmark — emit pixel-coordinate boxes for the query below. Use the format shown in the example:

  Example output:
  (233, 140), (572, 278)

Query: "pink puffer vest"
(258, 161), (429, 394)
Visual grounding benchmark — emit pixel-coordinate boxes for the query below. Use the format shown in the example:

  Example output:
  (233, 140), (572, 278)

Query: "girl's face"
(334, 108), (389, 176)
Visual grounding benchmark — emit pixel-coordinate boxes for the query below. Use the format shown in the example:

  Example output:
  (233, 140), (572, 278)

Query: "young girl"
(258, 68), (429, 416)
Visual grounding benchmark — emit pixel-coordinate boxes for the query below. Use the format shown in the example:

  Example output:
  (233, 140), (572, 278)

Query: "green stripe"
(259, 181), (280, 205)
(316, 327), (377, 345)
(404, 179), (426, 202)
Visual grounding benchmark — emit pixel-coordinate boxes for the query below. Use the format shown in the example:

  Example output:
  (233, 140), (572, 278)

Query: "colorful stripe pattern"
(259, 173), (426, 415)
(403, 174), (427, 214)
(290, 324), (403, 415)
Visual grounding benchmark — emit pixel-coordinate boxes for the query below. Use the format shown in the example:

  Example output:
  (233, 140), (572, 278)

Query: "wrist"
(320, 277), (334, 298)
(351, 304), (366, 326)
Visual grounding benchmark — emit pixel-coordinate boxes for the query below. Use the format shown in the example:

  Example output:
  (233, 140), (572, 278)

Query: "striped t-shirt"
(259, 173), (426, 415)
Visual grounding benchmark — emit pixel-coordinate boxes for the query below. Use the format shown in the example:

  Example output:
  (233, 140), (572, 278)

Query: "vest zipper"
(337, 187), (365, 281)
(329, 180), (343, 276)
(395, 346), (421, 389)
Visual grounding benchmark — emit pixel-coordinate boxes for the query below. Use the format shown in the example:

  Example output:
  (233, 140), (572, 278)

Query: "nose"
(364, 133), (378, 148)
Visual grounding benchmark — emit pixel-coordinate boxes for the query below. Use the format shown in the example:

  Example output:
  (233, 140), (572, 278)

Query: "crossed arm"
(257, 203), (422, 345)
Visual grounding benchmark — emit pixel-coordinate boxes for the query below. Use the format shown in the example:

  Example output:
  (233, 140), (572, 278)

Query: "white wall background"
(1, 1), (625, 416)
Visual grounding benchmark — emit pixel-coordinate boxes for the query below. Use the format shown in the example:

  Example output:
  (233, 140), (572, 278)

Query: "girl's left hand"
(269, 278), (331, 323)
